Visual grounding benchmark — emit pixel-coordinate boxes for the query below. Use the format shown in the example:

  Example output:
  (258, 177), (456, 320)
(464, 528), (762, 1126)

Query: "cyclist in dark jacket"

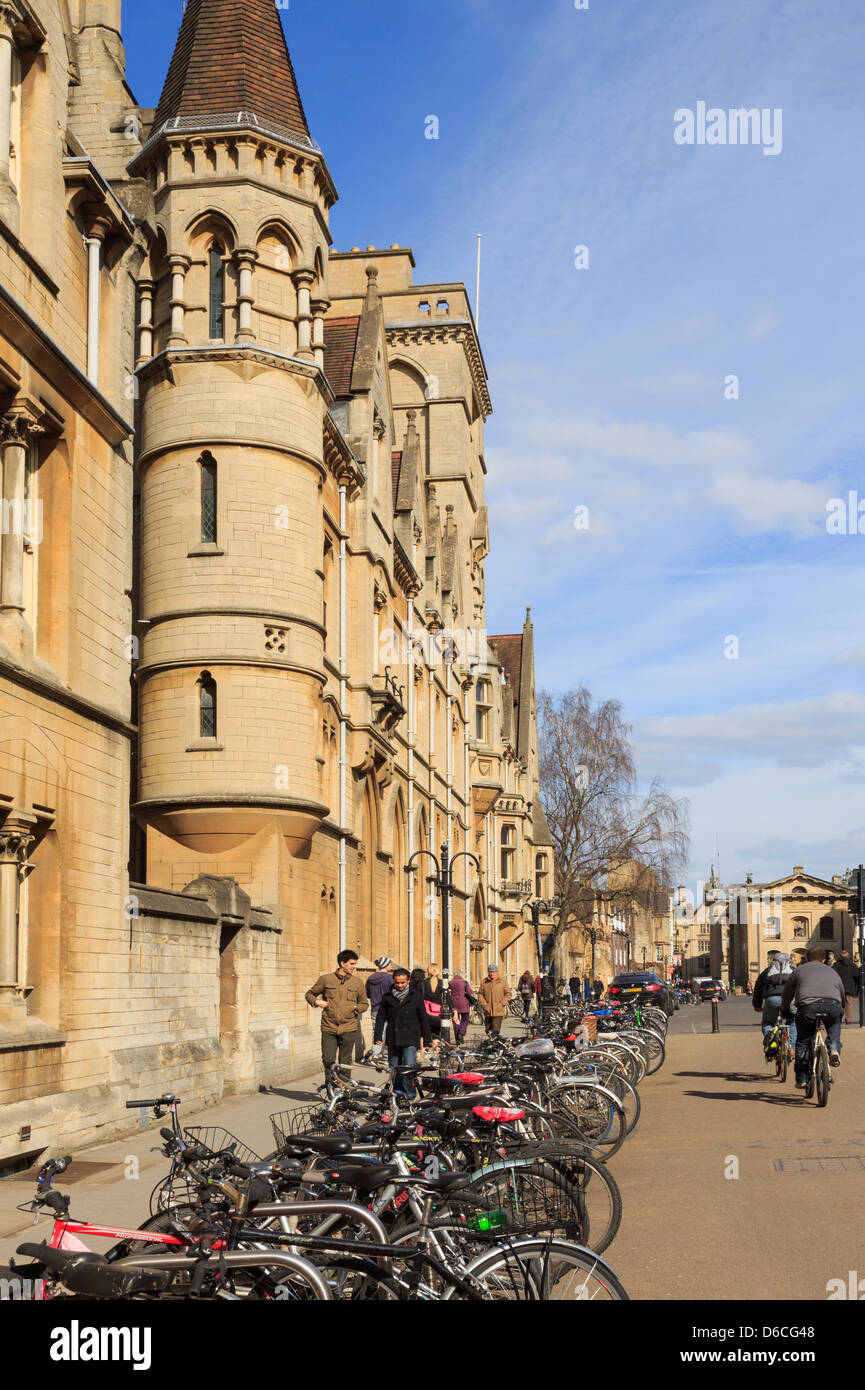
(373, 969), (432, 1098)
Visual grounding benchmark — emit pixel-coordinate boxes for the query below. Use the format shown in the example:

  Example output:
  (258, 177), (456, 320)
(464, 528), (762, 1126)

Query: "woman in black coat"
(373, 968), (432, 1098)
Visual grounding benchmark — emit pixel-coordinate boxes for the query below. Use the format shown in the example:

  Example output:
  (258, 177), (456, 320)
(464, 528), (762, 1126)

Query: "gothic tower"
(130, 1), (343, 984)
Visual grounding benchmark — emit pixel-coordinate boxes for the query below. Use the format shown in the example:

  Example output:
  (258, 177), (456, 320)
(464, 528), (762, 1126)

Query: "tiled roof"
(490, 633), (523, 701)
(391, 452), (402, 510)
(155, 0), (311, 138)
(323, 317), (360, 396)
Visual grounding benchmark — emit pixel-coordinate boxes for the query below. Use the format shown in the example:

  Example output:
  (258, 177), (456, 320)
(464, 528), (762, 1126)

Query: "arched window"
(209, 244), (225, 339)
(500, 824), (515, 882)
(792, 917), (809, 939)
(819, 915), (835, 941)
(200, 451), (217, 544)
(198, 671), (217, 739)
(763, 917), (781, 940)
(475, 678), (492, 743)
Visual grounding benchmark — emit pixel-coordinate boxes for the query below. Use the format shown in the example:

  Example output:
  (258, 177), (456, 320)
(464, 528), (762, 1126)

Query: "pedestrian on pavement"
(305, 949), (369, 1078)
(450, 970), (475, 1040)
(423, 963), (444, 1051)
(832, 949), (859, 1024)
(781, 948), (846, 1087)
(753, 951), (798, 1054)
(592, 978), (604, 1001)
(373, 966), (432, 1098)
(538, 970), (557, 1020)
(568, 974), (580, 1006)
(518, 969), (535, 1018)
(365, 957), (394, 1033)
(479, 964), (510, 1033)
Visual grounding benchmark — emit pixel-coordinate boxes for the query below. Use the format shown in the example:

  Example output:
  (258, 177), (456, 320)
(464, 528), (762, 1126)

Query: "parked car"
(698, 979), (727, 1001)
(607, 971), (676, 1016)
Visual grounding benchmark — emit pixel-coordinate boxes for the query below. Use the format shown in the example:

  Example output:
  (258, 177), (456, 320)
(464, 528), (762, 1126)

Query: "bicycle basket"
(269, 1104), (345, 1151)
(182, 1128), (262, 1164)
(454, 1159), (584, 1241)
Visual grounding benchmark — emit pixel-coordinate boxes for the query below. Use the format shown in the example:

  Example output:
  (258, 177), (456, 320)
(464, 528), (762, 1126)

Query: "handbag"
(424, 999), (442, 1017)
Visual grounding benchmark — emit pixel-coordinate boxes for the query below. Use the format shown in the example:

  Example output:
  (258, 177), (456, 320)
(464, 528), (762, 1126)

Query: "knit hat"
(374, 957), (393, 971)
(488, 963), (499, 973)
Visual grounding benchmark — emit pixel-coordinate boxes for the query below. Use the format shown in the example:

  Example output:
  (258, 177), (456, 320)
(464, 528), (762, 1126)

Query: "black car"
(607, 971), (675, 1016)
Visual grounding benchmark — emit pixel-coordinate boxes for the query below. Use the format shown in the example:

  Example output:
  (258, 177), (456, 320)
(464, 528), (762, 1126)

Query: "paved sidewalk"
(610, 996), (865, 1300)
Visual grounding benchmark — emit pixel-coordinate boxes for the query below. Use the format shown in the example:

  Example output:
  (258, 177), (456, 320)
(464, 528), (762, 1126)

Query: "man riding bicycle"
(780, 948), (845, 1090)
(753, 951), (797, 1056)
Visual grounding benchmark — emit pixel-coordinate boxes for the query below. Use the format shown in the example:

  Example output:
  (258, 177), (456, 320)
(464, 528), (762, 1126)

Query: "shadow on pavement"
(683, 1089), (804, 1106)
(258, 1085), (318, 1102)
(675, 1071), (769, 1083)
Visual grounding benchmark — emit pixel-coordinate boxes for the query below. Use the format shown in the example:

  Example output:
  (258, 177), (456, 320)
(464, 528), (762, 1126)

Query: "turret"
(131, 0), (340, 870)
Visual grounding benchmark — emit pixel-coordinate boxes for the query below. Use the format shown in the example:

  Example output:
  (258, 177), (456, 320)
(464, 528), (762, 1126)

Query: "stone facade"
(0, 0), (553, 1163)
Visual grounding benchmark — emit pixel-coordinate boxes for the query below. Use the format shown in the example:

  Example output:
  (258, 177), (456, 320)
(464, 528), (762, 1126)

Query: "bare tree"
(538, 687), (690, 966)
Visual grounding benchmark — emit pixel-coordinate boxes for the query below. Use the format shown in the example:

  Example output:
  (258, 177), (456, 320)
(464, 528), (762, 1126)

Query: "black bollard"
(711, 999), (720, 1033)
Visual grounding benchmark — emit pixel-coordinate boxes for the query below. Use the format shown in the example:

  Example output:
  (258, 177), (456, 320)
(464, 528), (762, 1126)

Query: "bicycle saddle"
(324, 1162), (399, 1192)
(411, 1172), (474, 1194)
(281, 1135), (353, 1156)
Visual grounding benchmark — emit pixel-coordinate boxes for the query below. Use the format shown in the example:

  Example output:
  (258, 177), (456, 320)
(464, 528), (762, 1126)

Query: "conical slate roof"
(154, 0), (311, 140)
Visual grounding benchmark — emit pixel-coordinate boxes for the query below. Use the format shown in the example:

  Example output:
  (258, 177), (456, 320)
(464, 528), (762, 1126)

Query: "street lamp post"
(521, 895), (561, 976)
(642, 945), (647, 970)
(407, 842), (480, 1042)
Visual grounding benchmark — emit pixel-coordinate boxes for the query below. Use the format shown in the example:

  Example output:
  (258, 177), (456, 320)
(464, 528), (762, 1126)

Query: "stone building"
(0, 0), (552, 1164)
(702, 866), (856, 986)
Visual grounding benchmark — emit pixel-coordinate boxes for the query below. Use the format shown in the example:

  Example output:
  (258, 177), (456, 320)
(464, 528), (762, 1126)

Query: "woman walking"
(450, 970), (475, 1040)
(423, 962), (444, 1051)
(518, 970), (535, 1020)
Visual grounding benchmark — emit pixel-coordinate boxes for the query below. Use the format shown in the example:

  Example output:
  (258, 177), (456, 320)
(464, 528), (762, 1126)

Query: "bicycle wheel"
(815, 1045), (830, 1107)
(777, 1042), (788, 1084)
(511, 1144), (623, 1255)
(453, 1237), (629, 1301)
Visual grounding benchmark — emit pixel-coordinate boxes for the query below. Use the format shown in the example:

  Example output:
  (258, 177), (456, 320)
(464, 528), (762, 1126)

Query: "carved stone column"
(293, 269), (315, 358)
(168, 253), (191, 346)
(234, 247), (258, 344)
(0, 815), (35, 1006)
(136, 278), (154, 365)
(0, 404), (42, 625)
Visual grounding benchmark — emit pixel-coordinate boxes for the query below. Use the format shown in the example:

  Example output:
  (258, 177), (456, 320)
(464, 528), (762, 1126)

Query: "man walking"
(373, 967), (431, 1098)
(781, 948), (846, 1088)
(305, 949), (368, 1078)
(833, 949), (859, 1024)
(479, 964), (510, 1034)
(568, 973), (580, 1006)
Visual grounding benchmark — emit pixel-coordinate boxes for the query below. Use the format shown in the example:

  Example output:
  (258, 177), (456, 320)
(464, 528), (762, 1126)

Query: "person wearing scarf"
(372, 967), (432, 1098)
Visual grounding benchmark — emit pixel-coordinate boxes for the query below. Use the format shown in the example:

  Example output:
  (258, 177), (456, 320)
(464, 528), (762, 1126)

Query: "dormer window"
(475, 678), (492, 742)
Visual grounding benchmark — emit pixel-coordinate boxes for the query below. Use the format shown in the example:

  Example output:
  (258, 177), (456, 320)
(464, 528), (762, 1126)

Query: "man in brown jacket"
(478, 964), (510, 1034)
(305, 949), (369, 1076)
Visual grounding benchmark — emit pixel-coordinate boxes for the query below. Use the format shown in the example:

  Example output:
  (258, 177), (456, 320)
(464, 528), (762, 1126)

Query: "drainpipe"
(464, 683), (470, 975)
(407, 601), (415, 964)
(445, 659), (453, 977)
(428, 663), (436, 960)
(338, 482), (347, 951)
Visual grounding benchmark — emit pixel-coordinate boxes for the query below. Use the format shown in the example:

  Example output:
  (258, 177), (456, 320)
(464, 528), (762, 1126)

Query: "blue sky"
(124, 0), (865, 887)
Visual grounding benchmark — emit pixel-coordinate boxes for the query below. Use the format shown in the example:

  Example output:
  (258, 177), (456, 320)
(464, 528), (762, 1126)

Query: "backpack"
(764, 967), (791, 997)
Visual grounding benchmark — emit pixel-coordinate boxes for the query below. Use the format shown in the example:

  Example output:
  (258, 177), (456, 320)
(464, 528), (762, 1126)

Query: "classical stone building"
(684, 867), (856, 986)
(0, 0), (552, 1163)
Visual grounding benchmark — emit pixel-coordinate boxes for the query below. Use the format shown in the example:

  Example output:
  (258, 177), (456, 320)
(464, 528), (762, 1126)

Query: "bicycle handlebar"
(125, 1094), (177, 1109)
